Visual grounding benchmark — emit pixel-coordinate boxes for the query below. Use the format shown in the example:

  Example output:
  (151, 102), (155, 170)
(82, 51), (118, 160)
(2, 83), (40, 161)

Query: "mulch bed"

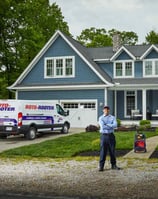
(78, 149), (158, 159)
(150, 150), (158, 158)
(78, 150), (130, 157)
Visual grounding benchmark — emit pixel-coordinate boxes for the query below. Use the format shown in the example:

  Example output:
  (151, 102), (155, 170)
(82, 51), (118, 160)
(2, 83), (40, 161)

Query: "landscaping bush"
(117, 118), (121, 127)
(138, 120), (151, 131)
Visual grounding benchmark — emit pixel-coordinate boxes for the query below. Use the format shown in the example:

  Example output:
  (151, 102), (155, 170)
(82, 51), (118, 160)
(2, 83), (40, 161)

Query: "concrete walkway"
(123, 135), (158, 159)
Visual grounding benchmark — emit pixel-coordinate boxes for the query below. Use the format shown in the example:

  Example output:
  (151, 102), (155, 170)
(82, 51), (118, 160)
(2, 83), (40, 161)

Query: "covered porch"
(109, 84), (158, 122)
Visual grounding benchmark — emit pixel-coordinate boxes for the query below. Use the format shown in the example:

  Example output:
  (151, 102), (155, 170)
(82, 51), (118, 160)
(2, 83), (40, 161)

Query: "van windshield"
(56, 104), (66, 116)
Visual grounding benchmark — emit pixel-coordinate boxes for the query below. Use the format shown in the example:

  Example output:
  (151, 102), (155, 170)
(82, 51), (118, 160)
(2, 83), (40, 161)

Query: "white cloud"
(50, 0), (158, 43)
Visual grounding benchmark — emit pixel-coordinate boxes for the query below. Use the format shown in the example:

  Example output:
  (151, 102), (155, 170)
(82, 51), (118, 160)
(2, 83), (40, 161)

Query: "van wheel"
(26, 127), (37, 140)
(61, 124), (69, 134)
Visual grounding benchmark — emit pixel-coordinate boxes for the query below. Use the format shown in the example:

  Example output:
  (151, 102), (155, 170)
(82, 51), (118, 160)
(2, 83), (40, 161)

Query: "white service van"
(0, 99), (70, 140)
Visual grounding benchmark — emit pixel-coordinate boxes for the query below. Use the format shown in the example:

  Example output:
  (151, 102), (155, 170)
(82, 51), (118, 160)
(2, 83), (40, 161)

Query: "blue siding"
(151, 90), (158, 113)
(107, 90), (114, 114)
(137, 90), (142, 112)
(18, 89), (106, 119)
(117, 91), (124, 119)
(115, 51), (132, 60)
(21, 36), (102, 85)
(99, 62), (113, 78)
(135, 61), (142, 77)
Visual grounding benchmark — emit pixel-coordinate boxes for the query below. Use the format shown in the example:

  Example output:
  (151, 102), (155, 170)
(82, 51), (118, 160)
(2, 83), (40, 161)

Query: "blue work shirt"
(99, 114), (117, 134)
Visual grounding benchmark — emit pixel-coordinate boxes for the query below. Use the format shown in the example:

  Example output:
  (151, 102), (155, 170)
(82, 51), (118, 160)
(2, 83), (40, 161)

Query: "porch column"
(114, 89), (117, 117)
(142, 89), (146, 120)
(104, 88), (108, 106)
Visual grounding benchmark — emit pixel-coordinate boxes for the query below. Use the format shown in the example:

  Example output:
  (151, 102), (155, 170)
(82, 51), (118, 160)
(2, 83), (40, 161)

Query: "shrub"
(117, 118), (121, 127)
(138, 120), (151, 131)
(139, 120), (151, 126)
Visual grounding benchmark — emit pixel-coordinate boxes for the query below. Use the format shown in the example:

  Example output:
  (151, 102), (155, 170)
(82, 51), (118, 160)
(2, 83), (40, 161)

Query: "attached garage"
(61, 100), (98, 128)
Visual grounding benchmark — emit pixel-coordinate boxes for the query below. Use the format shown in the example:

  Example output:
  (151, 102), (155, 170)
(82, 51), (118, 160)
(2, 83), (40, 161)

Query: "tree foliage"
(0, 0), (70, 98)
(77, 27), (112, 47)
(145, 30), (158, 44)
(77, 27), (138, 47)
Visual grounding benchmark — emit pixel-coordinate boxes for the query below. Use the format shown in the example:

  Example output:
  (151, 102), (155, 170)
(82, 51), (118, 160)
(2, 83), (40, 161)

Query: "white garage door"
(62, 101), (97, 128)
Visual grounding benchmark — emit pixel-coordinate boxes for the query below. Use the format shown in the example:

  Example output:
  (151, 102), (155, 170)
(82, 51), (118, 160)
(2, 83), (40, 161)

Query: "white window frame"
(114, 60), (134, 78)
(44, 56), (75, 78)
(143, 59), (158, 77)
(124, 90), (137, 118)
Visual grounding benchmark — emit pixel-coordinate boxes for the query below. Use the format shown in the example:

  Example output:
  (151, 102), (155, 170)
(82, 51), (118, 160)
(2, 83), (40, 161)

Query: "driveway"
(0, 128), (85, 153)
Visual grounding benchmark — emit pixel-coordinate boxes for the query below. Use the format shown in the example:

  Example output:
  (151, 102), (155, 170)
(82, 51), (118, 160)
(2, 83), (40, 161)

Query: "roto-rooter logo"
(0, 103), (15, 111)
(25, 104), (54, 110)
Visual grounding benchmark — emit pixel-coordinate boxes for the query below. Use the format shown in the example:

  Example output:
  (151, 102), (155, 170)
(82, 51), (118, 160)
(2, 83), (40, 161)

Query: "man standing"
(98, 106), (120, 171)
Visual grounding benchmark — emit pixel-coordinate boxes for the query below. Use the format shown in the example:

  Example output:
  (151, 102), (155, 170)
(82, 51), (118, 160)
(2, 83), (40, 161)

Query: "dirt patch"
(0, 158), (158, 199)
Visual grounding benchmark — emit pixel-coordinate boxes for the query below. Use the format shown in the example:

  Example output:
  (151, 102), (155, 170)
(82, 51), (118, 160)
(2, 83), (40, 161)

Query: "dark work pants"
(99, 133), (116, 169)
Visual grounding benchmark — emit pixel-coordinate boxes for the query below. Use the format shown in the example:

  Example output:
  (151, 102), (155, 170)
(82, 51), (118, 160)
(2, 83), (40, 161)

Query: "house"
(9, 30), (158, 127)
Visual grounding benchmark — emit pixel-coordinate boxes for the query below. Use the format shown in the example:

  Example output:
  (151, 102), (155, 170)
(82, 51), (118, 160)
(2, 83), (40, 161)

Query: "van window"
(56, 104), (65, 116)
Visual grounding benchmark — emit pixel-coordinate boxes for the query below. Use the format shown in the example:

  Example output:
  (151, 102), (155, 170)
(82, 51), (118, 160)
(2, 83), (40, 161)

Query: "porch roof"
(112, 77), (158, 90)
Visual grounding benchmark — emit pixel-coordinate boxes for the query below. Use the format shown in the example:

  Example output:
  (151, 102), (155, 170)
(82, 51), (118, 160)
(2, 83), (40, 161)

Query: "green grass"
(0, 131), (158, 158)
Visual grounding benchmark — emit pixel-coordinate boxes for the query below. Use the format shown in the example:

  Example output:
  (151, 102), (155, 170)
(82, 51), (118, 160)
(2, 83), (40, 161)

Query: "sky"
(49, 0), (158, 44)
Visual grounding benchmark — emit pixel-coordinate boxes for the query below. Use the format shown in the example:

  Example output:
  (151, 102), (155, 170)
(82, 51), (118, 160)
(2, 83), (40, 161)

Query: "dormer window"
(44, 56), (75, 78)
(143, 59), (158, 77)
(114, 61), (134, 78)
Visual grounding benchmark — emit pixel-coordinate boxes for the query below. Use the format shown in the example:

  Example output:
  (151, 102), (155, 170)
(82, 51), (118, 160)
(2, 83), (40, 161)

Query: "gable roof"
(9, 30), (114, 90)
(140, 44), (158, 60)
(110, 46), (136, 61)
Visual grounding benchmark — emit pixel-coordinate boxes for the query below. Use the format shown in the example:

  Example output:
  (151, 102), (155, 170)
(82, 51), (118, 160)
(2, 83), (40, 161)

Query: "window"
(63, 103), (78, 109)
(65, 58), (73, 76)
(143, 59), (158, 77)
(144, 61), (152, 76)
(46, 59), (54, 77)
(125, 62), (132, 76)
(115, 63), (123, 76)
(45, 56), (74, 78)
(80, 103), (96, 109)
(114, 61), (134, 78)
(155, 61), (158, 75)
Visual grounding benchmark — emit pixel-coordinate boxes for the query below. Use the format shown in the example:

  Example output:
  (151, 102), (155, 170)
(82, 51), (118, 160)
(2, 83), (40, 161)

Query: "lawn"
(0, 130), (158, 158)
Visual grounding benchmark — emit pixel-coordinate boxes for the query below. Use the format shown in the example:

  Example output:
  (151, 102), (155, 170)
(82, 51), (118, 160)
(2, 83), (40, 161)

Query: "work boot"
(99, 167), (104, 172)
(111, 165), (121, 170)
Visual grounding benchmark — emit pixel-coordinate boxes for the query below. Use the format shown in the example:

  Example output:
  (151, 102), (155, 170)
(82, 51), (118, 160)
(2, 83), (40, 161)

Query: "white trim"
(9, 30), (112, 90)
(9, 84), (109, 91)
(109, 84), (158, 90)
(142, 89), (146, 120)
(60, 99), (97, 104)
(124, 90), (137, 118)
(113, 60), (134, 78)
(110, 46), (136, 61)
(104, 88), (108, 106)
(44, 56), (75, 78)
(140, 44), (158, 60)
(59, 31), (112, 85)
(93, 59), (110, 62)
(143, 58), (158, 77)
(10, 31), (60, 88)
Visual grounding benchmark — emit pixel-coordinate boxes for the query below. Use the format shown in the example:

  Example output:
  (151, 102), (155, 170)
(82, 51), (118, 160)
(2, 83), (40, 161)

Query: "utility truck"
(0, 99), (70, 140)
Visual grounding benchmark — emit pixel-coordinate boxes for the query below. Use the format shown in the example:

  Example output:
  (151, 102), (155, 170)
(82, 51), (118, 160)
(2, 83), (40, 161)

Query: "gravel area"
(0, 158), (158, 199)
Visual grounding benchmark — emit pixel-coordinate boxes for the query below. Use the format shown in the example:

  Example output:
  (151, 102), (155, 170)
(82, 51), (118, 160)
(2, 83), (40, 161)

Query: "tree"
(0, 0), (70, 99)
(108, 29), (138, 45)
(76, 27), (138, 47)
(76, 27), (112, 47)
(145, 30), (158, 44)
